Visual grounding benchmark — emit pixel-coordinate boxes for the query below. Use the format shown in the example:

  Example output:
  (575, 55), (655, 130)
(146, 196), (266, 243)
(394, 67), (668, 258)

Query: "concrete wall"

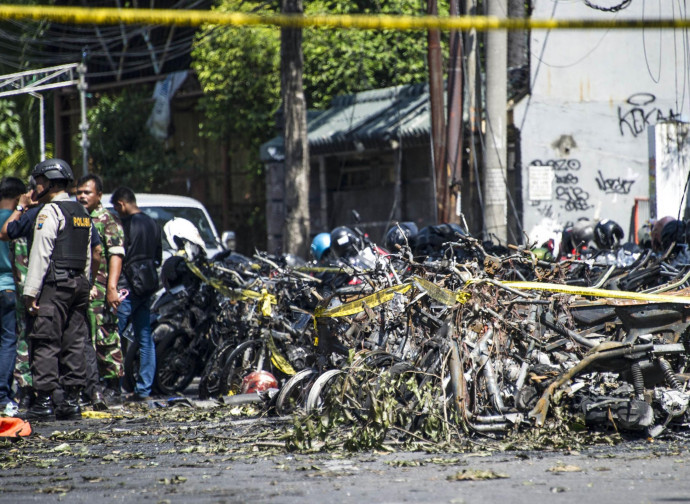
(513, 1), (688, 249)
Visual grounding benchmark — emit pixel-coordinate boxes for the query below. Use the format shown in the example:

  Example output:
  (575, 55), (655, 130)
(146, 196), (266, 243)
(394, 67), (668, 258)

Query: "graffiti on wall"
(618, 93), (681, 137)
(529, 159), (592, 213)
(595, 170), (635, 194)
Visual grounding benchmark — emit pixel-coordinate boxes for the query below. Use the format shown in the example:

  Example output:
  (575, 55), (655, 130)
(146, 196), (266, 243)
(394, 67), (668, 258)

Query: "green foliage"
(0, 100), (26, 177)
(191, 0), (449, 153)
(85, 88), (195, 191)
(191, 0), (281, 146)
(285, 365), (464, 452)
(303, 0), (446, 109)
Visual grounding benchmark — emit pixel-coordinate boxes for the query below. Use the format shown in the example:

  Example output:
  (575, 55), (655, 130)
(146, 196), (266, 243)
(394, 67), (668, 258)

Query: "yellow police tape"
(296, 265), (356, 275)
(185, 260), (277, 316)
(267, 334), (296, 376)
(314, 275), (471, 318)
(502, 281), (690, 304)
(413, 276), (471, 305)
(313, 276), (690, 320)
(1, 5), (689, 31)
(81, 410), (114, 419)
(315, 283), (412, 318)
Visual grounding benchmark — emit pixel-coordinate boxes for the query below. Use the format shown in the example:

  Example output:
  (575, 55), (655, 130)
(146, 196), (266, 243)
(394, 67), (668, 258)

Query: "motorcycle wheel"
(198, 341), (238, 399)
(219, 339), (268, 396)
(275, 368), (319, 415)
(153, 324), (197, 396)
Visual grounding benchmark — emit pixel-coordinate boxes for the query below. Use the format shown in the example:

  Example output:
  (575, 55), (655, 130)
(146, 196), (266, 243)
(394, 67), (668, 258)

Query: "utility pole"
(427, 0), (447, 224)
(445, 0), (463, 224)
(280, 0), (310, 257)
(483, 0), (508, 242)
(465, 0), (483, 236)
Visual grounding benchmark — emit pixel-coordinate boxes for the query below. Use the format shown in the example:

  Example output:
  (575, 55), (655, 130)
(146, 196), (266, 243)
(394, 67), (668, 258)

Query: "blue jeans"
(117, 293), (155, 397)
(0, 290), (17, 405)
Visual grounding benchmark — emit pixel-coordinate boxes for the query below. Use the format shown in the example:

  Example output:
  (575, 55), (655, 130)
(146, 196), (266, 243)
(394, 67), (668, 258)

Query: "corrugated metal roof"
(260, 82), (432, 162)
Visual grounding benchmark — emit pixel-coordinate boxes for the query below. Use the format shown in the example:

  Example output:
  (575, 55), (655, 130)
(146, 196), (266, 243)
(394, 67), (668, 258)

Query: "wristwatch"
(15, 205), (24, 212)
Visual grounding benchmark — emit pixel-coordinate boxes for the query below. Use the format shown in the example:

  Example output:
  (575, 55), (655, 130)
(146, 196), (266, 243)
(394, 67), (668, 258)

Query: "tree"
(85, 88), (195, 191)
(281, 0), (310, 256)
(191, 0), (450, 251)
(191, 0), (281, 159)
(191, 0), (448, 144)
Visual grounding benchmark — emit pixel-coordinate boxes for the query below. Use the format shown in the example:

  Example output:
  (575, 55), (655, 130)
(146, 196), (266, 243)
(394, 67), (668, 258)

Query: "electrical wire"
(518, 0), (559, 135)
(0, 0), (211, 80)
(642, 0), (663, 83)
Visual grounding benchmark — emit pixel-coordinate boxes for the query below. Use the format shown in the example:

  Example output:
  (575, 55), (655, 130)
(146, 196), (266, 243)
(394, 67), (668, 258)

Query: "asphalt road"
(1, 398), (689, 504)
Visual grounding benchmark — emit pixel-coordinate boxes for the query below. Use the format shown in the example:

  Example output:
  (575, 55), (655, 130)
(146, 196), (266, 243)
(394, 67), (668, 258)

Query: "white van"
(102, 193), (231, 259)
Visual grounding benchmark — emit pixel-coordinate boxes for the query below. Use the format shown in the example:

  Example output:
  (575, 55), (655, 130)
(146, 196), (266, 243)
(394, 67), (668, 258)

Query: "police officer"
(23, 159), (92, 421)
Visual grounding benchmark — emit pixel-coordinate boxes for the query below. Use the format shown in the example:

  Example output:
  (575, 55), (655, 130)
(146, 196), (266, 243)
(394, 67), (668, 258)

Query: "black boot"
(103, 378), (122, 406)
(55, 387), (82, 421)
(17, 387), (34, 411)
(24, 390), (55, 421)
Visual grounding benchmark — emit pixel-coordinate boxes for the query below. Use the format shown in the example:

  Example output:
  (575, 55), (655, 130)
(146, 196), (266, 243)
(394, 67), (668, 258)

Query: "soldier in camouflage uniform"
(76, 175), (126, 404)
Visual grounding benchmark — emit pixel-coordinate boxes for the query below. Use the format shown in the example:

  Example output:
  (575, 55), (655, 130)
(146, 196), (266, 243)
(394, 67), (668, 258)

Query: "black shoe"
(103, 387), (123, 406)
(24, 391), (55, 421)
(17, 387), (34, 411)
(78, 391), (91, 409)
(125, 393), (150, 402)
(103, 378), (123, 405)
(91, 391), (108, 411)
(55, 387), (82, 421)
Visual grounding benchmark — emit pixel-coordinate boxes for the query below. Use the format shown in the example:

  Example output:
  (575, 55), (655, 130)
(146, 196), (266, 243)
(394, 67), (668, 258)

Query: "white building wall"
(513, 0), (689, 249)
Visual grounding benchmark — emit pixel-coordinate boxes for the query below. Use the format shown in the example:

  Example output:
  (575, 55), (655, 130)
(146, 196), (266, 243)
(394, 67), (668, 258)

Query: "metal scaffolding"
(0, 63), (88, 175)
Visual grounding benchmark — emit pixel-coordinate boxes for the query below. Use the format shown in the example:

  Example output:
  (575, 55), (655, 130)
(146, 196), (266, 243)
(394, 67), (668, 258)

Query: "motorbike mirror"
(351, 209), (361, 224)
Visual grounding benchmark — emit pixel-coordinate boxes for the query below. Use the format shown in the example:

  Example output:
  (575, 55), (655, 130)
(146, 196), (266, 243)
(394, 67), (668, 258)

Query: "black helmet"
(570, 219), (595, 252)
(31, 158), (74, 183)
(660, 219), (687, 252)
(330, 226), (361, 258)
(559, 226), (574, 257)
(593, 219), (624, 250)
(384, 222), (418, 251)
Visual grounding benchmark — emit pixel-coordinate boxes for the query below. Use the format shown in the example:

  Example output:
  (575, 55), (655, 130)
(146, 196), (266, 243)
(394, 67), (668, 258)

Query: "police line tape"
(182, 258), (690, 322)
(1, 5), (689, 31)
(315, 276), (690, 319)
(184, 259), (277, 317)
(314, 276), (470, 318)
(501, 281), (690, 305)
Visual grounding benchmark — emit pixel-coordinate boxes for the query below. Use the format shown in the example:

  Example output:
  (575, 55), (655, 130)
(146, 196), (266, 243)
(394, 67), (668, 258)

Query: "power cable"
(641, 0), (662, 83)
(519, 0), (559, 133)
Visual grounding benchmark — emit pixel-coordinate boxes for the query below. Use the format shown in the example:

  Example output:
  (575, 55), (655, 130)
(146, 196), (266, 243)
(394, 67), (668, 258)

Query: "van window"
(138, 206), (218, 251)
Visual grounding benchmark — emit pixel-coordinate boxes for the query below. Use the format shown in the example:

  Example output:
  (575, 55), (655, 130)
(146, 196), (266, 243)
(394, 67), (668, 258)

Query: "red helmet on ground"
(240, 371), (278, 394)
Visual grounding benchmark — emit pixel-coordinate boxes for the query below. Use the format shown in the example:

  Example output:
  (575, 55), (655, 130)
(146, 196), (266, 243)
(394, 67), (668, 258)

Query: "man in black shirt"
(110, 187), (162, 401)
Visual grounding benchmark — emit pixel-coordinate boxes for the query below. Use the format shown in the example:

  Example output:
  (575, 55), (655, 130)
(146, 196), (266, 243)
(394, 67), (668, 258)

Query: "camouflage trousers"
(13, 295), (30, 388)
(14, 295), (126, 386)
(88, 297), (124, 380)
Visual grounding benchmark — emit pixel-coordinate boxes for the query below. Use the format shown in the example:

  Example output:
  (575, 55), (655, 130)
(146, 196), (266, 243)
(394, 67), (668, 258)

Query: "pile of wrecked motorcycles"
(151, 222), (690, 439)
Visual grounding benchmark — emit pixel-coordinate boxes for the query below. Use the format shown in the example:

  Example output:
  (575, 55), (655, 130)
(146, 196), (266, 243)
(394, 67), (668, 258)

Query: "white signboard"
(528, 164), (553, 201)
